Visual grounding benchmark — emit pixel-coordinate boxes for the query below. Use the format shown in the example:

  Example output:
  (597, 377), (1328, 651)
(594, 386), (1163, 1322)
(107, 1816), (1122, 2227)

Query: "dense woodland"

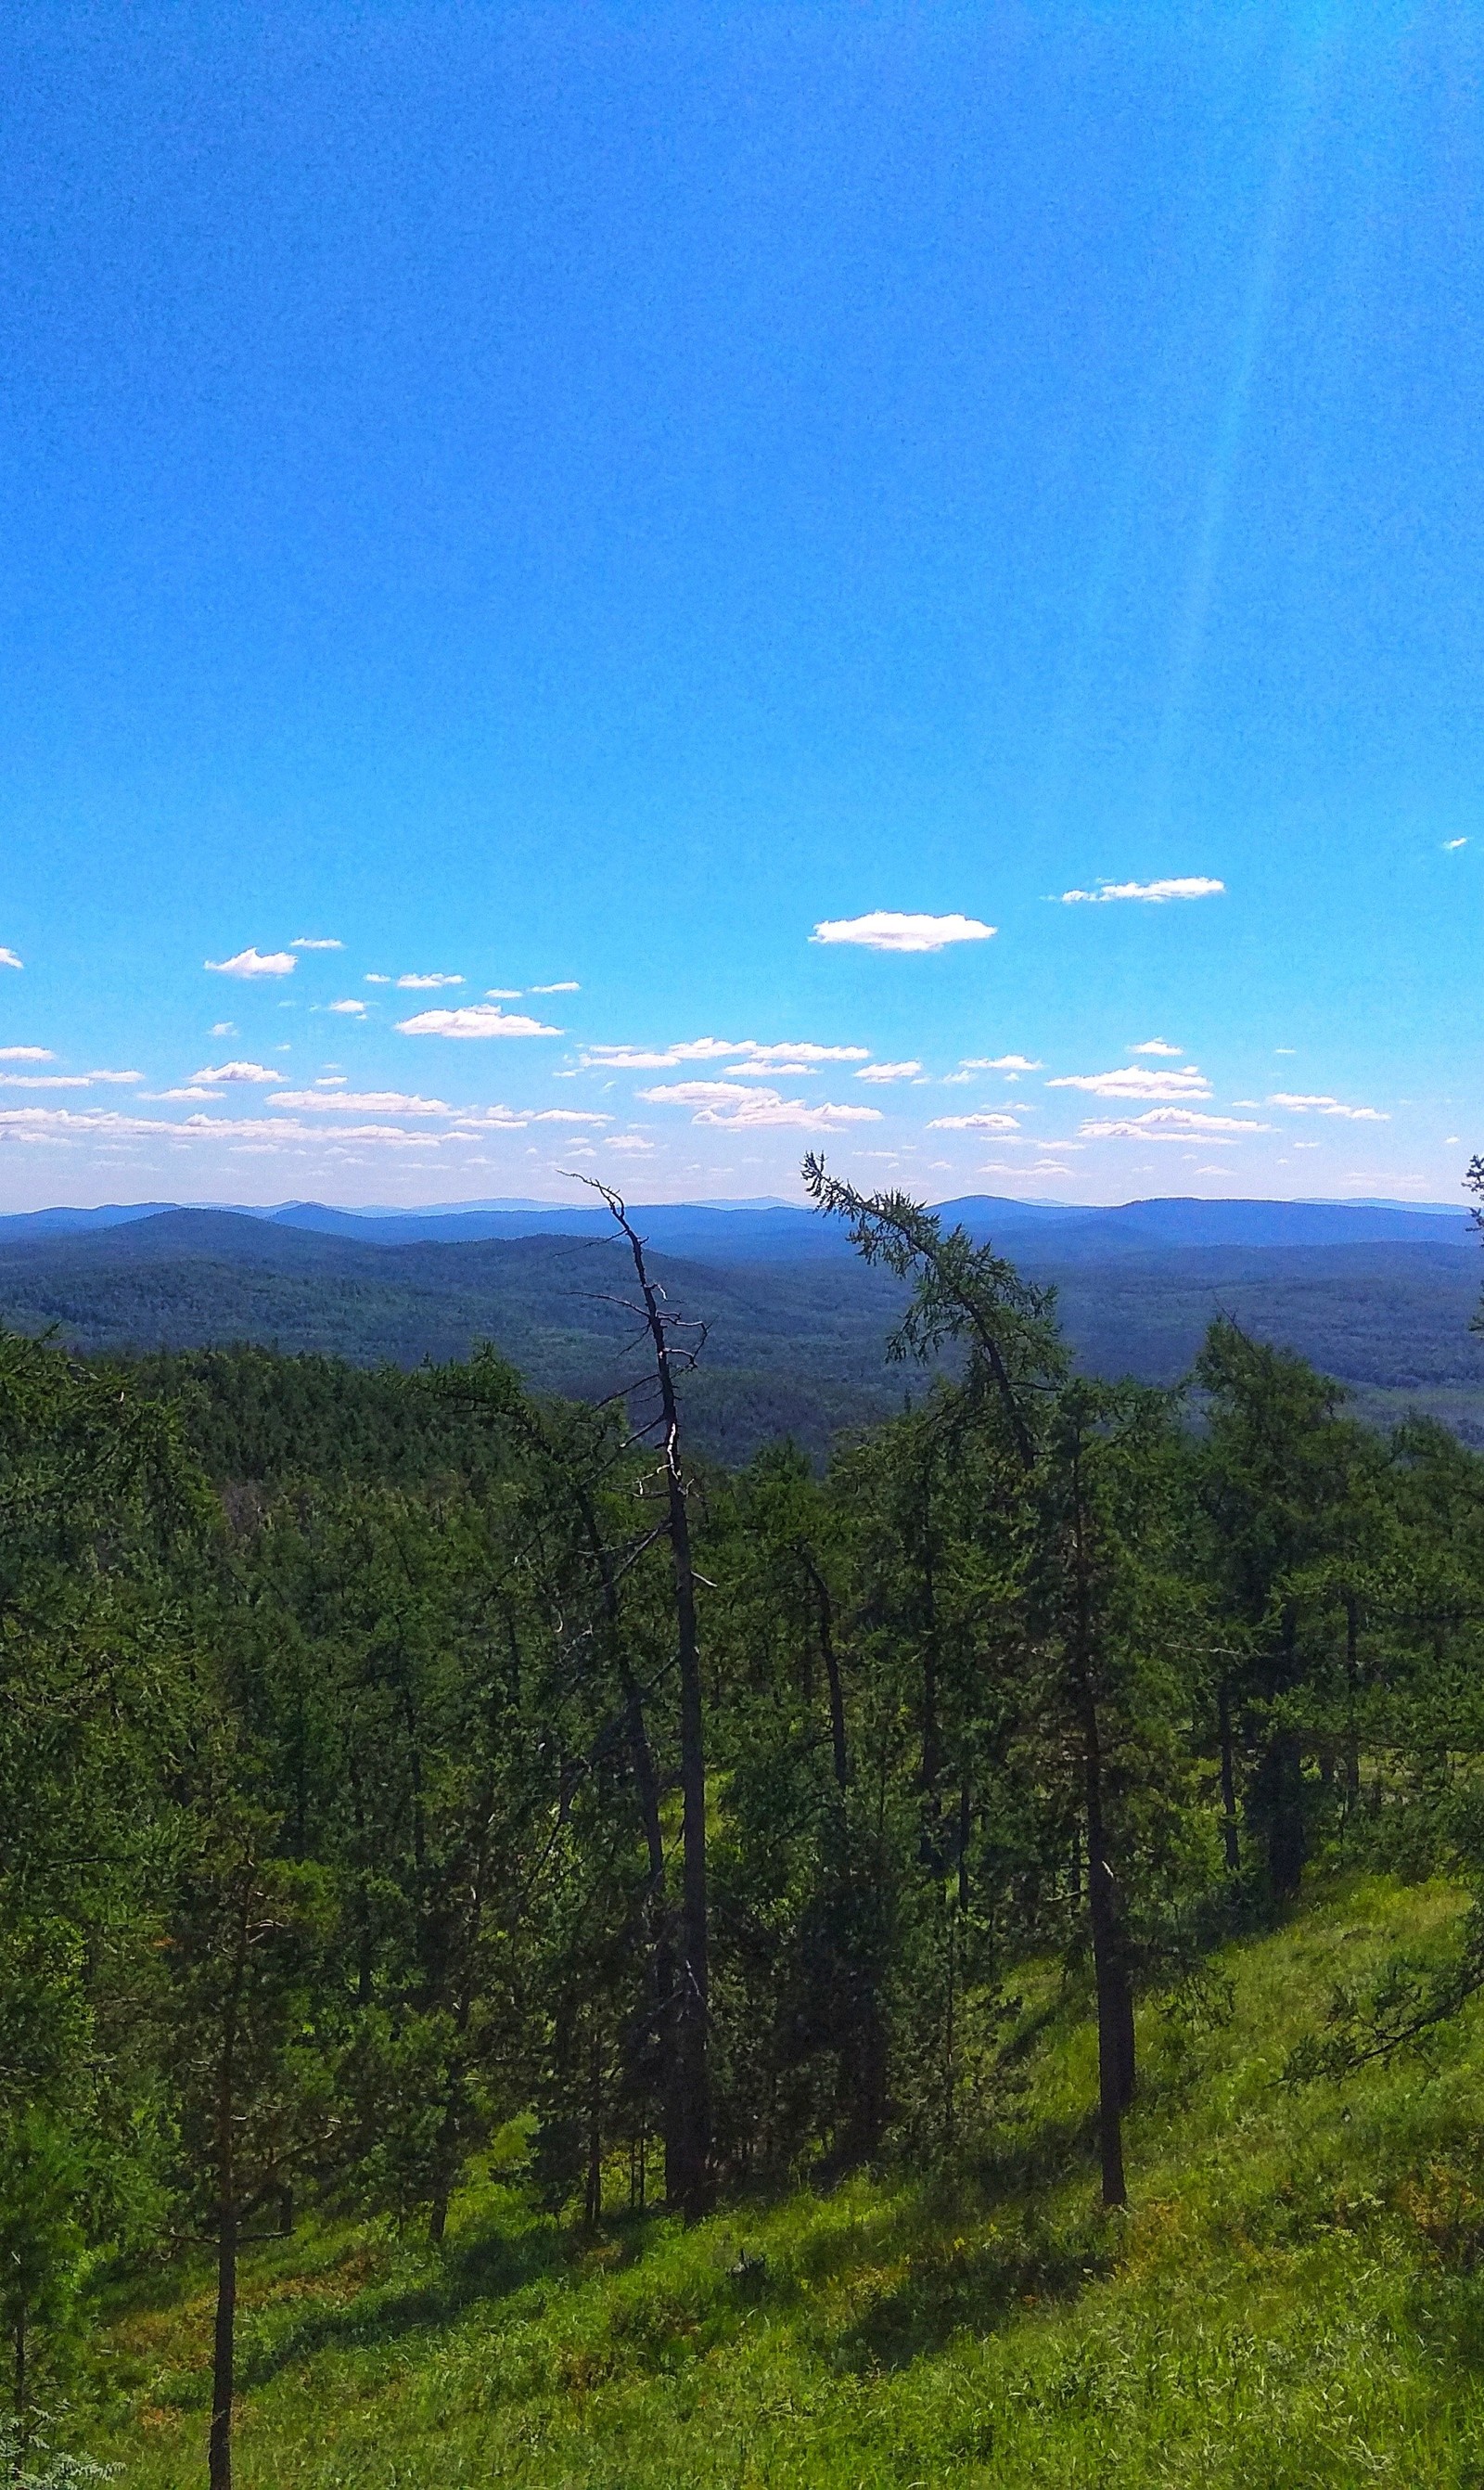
(5, 1160), (1484, 2484)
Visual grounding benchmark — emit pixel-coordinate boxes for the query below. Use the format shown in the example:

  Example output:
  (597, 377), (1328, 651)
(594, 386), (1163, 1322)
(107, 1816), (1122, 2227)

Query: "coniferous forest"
(6, 1160), (1484, 2487)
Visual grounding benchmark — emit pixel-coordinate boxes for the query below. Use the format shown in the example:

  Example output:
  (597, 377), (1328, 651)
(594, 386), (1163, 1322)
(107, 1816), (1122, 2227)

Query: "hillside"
(0, 1205), (1479, 1456)
(90, 1872), (1484, 2488)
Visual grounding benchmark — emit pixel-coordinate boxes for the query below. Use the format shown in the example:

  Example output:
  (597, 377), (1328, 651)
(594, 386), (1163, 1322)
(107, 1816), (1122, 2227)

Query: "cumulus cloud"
(641, 1079), (881, 1132)
(326, 1000), (367, 1016)
(0, 1046), (53, 1062)
(147, 1086), (225, 1102)
(811, 911), (995, 953)
(1047, 1065), (1212, 1101)
(1443, 838), (1468, 852)
(1078, 1109), (1269, 1139)
(291, 936), (342, 951)
(267, 1089), (456, 1117)
(531, 981), (581, 994)
(1267, 1093), (1388, 1121)
(530, 1109), (609, 1125)
(583, 1036), (867, 1074)
(0, 1069), (143, 1089)
(209, 1022), (237, 1038)
(961, 1054), (1043, 1072)
(486, 988), (523, 999)
(1058, 878), (1224, 905)
(854, 1060), (924, 1083)
(205, 947), (296, 978)
(1129, 1038), (1182, 1056)
(191, 1060), (280, 1084)
(928, 1111), (1021, 1132)
(0, 948), (22, 969)
(396, 972), (464, 990)
(364, 974), (391, 985)
(398, 1004), (563, 1039)
(606, 1135), (655, 1153)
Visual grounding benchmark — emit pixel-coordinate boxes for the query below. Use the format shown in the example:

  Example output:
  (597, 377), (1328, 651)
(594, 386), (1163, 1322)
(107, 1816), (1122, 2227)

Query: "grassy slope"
(95, 1875), (1484, 2489)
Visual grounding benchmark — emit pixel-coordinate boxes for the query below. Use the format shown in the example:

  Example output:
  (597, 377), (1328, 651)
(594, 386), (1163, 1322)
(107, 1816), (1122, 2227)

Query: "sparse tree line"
(4, 1163), (1484, 2484)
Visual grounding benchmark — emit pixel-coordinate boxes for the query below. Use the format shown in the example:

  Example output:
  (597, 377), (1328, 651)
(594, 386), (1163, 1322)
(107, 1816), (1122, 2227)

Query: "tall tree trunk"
(1343, 1589), (1362, 1819)
(801, 1553), (848, 1791)
(1069, 1434), (1129, 2206)
(599, 1189), (713, 2219)
(13, 2312), (26, 2472)
(210, 1917), (244, 2490)
(1218, 1677), (1240, 1876)
(210, 2199), (237, 2490)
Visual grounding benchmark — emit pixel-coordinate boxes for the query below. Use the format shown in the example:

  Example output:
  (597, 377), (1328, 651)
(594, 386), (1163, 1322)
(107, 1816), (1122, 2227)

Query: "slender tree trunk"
(210, 2198), (237, 2490)
(1069, 1435), (1129, 2207)
(1343, 1590), (1362, 1819)
(584, 2032), (604, 2227)
(957, 1777), (972, 1914)
(802, 1553), (848, 1791)
(600, 1191), (713, 2218)
(13, 2313), (26, 2471)
(1082, 1739), (1128, 2206)
(1218, 1677), (1240, 1876)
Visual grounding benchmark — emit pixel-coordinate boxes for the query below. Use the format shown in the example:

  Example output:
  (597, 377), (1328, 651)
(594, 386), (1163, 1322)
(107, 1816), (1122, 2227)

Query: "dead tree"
(579, 1178), (714, 2219)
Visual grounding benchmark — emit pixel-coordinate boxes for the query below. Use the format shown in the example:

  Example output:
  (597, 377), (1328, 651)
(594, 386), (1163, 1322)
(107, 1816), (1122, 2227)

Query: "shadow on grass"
(234, 2215), (577, 2393)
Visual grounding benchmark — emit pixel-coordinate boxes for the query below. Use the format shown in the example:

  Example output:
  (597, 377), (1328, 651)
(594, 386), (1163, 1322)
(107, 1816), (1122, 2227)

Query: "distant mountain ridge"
(0, 1199), (1478, 1463)
(0, 1192), (1471, 1262)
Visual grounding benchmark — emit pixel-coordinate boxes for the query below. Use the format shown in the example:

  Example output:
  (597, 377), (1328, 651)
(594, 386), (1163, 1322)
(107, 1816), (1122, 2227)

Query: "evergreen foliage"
(1, 1170), (1483, 2479)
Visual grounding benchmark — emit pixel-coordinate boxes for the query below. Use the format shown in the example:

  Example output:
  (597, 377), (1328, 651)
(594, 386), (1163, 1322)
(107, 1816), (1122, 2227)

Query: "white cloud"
(0, 1046), (53, 1062)
(315, 1075), (347, 1087)
(1443, 838), (1468, 852)
(396, 972), (464, 990)
(268, 1089), (457, 1117)
(1058, 878), (1224, 905)
(0, 948), (22, 970)
(583, 1035), (867, 1074)
(606, 1135), (656, 1153)
(979, 1160), (1081, 1177)
(205, 947), (297, 978)
(209, 1021), (237, 1038)
(740, 1041), (869, 1067)
(486, 988), (523, 999)
(147, 1086), (225, 1102)
(530, 1109), (609, 1124)
(0, 1071), (142, 1090)
(855, 1060), (924, 1083)
(531, 981), (581, 994)
(1078, 1108), (1268, 1139)
(961, 1053), (1043, 1072)
(291, 936), (343, 951)
(1047, 1065), (1212, 1100)
(1128, 1038), (1182, 1056)
(190, 1060), (280, 1084)
(398, 1004), (563, 1039)
(364, 974), (391, 985)
(928, 1111), (1021, 1132)
(326, 1000), (367, 1016)
(641, 1079), (881, 1132)
(811, 910), (995, 953)
(1267, 1093), (1388, 1121)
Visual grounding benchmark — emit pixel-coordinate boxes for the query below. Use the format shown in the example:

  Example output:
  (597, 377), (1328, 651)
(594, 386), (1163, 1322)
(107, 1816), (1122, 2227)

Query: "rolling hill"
(0, 1199), (1478, 1459)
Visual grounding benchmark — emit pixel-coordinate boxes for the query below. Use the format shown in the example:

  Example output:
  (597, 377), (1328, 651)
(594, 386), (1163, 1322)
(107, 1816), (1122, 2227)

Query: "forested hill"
(0, 1200), (1478, 1456)
(8, 1174), (1484, 2488)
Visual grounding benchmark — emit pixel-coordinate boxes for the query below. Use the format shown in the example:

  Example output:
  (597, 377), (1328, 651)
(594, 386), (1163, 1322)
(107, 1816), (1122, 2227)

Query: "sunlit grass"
(87, 1875), (1484, 2487)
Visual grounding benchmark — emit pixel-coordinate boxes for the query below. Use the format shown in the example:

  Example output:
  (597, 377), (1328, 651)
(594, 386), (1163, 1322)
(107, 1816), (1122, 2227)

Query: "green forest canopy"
(4, 1163), (1484, 2484)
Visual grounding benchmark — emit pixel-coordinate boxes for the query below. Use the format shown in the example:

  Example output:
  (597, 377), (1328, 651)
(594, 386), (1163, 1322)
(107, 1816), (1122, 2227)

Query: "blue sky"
(0, 2), (1478, 1210)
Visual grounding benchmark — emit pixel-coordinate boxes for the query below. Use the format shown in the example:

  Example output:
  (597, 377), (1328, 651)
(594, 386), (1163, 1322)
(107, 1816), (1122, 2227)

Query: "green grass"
(86, 1875), (1484, 2487)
